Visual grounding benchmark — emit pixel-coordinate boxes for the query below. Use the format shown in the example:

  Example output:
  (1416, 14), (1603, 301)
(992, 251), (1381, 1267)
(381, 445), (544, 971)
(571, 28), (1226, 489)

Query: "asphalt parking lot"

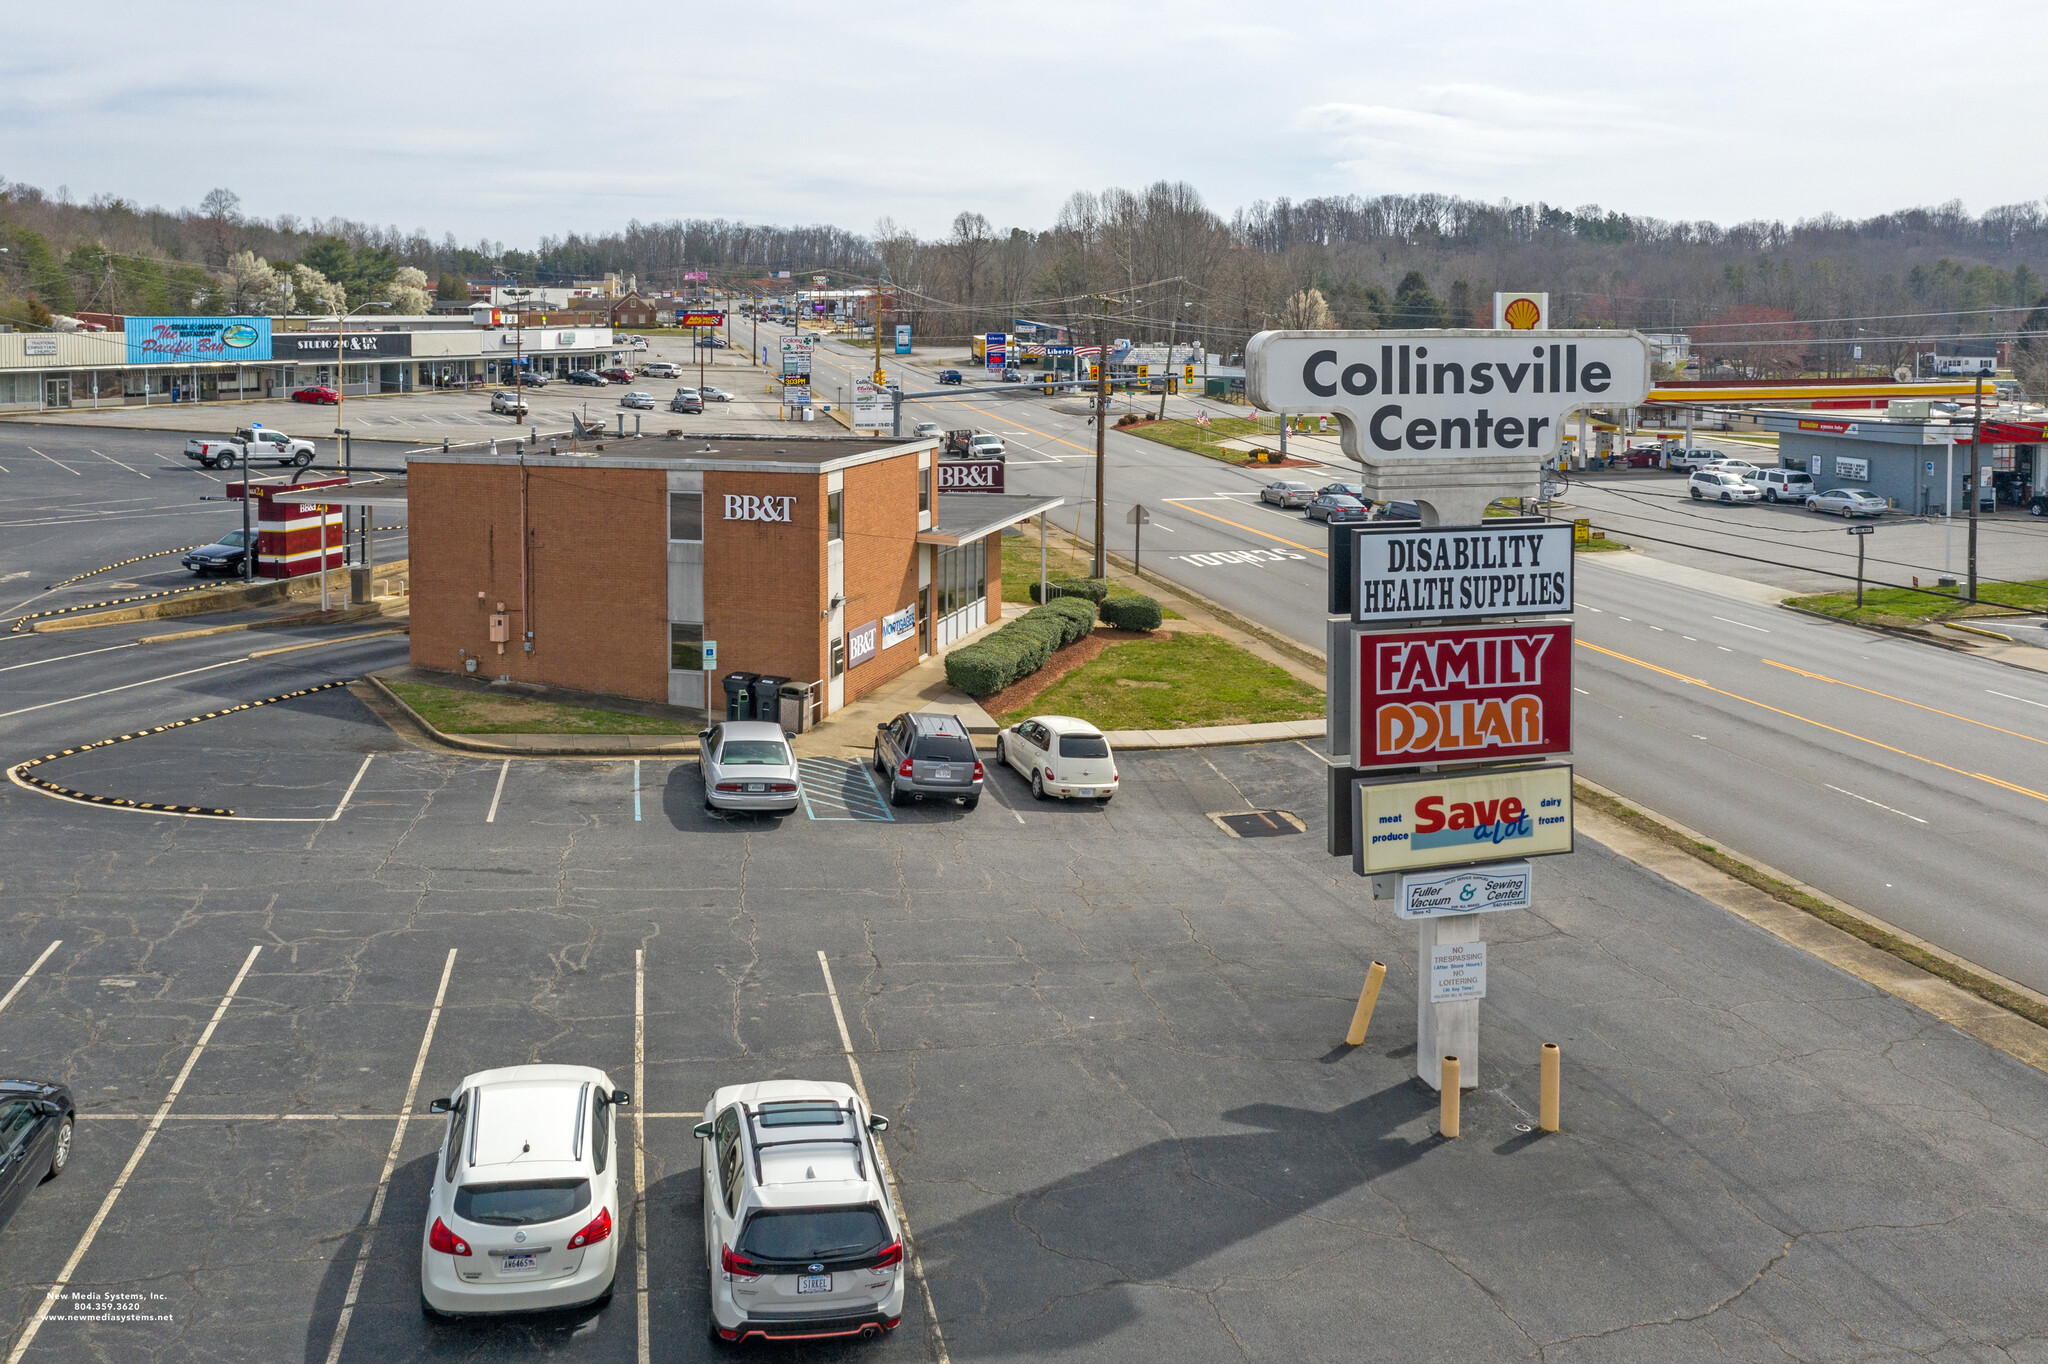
(5, 670), (2048, 1362)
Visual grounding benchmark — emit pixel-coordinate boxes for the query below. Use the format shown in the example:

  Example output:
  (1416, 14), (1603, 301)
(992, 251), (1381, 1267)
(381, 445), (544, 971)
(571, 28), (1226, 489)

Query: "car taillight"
(1044, 768), (1056, 781)
(766, 781), (797, 793)
(870, 1240), (904, 1271)
(972, 761), (984, 781)
(898, 757), (915, 778)
(428, 1217), (472, 1256)
(568, 1206), (612, 1249)
(714, 781), (743, 793)
(720, 1244), (759, 1280)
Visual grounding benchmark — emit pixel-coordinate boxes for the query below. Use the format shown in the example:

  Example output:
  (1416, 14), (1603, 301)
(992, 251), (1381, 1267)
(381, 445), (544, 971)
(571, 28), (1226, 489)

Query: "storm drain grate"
(1210, 810), (1304, 839)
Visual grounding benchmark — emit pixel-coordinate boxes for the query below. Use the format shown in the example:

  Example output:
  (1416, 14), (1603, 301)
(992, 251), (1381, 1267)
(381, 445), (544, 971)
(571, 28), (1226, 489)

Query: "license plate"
(797, 1274), (832, 1294)
(501, 1253), (540, 1274)
(745, 783), (765, 793)
(935, 768), (952, 780)
(1078, 788), (1095, 797)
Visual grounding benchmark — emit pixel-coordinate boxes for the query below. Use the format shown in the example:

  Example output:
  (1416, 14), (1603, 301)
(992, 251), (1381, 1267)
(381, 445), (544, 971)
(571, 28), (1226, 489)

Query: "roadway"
(802, 327), (2048, 995)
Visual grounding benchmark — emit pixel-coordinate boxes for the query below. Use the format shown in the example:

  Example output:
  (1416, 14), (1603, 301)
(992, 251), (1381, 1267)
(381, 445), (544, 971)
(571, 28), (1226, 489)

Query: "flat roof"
(271, 480), (409, 510)
(407, 433), (937, 476)
(920, 493), (1066, 546)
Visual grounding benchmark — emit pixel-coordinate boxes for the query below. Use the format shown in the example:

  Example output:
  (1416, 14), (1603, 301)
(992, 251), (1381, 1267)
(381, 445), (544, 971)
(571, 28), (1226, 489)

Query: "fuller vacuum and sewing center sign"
(1347, 621), (1571, 769)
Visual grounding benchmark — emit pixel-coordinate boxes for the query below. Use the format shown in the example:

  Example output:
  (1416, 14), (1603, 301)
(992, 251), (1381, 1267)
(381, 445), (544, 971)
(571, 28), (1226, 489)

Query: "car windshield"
(217, 530), (249, 547)
(720, 740), (790, 766)
(454, 1178), (591, 1227)
(1058, 734), (1110, 759)
(736, 1207), (888, 1264)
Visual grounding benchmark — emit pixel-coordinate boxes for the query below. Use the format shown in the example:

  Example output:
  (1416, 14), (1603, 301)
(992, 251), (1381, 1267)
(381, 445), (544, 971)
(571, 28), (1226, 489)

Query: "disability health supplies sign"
(1352, 521), (1572, 623)
(1244, 329), (1650, 461)
(1397, 861), (1533, 920)
(1352, 764), (1573, 875)
(1348, 621), (1571, 768)
(126, 316), (271, 364)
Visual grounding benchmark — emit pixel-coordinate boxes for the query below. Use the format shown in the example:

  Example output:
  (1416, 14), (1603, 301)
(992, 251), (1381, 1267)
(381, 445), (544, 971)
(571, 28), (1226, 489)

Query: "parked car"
(565, 370), (607, 386)
(693, 337), (730, 349)
(517, 372), (549, 388)
(701, 387), (732, 402)
(912, 421), (944, 439)
(936, 369), (963, 385)
(0, 1078), (73, 1235)
(699, 721), (800, 815)
(998, 716), (1119, 802)
(1702, 459), (1762, 481)
(183, 528), (256, 576)
(1617, 445), (1663, 468)
(1754, 468), (1816, 503)
(2030, 492), (2048, 517)
(873, 712), (982, 809)
(1317, 482), (1367, 501)
(1258, 480), (1315, 508)
(289, 385), (339, 405)
(421, 1065), (629, 1317)
(697, 1080), (905, 1345)
(1689, 469), (1762, 503)
(671, 391), (705, 414)
(598, 367), (634, 384)
(184, 427), (316, 469)
(1806, 487), (1887, 517)
(1373, 500), (1422, 522)
(619, 391), (656, 410)
(1305, 493), (1371, 523)
(1674, 447), (1725, 472)
(642, 361), (682, 378)
(490, 390), (528, 416)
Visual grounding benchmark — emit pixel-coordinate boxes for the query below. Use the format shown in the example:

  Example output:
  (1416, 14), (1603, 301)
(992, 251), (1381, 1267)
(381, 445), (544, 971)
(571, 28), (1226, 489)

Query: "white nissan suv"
(420, 1064), (630, 1317)
(698, 1080), (906, 1345)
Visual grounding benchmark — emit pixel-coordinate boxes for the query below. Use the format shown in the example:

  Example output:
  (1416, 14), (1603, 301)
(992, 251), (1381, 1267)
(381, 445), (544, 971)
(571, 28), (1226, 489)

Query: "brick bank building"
(407, 436), (1056, 721)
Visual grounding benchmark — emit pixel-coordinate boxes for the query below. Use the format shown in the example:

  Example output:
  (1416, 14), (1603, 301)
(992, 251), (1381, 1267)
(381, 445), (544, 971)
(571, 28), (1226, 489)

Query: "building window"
(668, 492), (702, 541)
(830, 634), (846, 678)
(919, 464), (931, 515)
(670, 623), (704, 670)
(827, 489), (843, 543)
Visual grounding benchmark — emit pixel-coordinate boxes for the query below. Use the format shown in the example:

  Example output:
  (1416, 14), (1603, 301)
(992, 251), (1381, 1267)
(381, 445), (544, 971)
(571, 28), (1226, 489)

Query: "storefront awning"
(918, 493), (1065, 546)
(270, 480), (409, 512)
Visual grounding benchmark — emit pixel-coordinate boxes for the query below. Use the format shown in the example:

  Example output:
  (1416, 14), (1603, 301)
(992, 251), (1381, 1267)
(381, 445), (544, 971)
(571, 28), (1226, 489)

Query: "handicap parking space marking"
(797, 756), (895, 821)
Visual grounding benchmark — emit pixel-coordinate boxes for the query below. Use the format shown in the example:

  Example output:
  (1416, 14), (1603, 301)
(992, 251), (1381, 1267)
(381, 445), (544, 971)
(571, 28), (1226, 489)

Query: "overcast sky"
(4, 1), (2041, 247)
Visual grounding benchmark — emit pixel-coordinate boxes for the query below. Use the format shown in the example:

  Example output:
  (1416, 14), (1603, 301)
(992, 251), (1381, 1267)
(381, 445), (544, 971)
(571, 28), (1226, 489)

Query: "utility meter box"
(488, 613), (509, 643)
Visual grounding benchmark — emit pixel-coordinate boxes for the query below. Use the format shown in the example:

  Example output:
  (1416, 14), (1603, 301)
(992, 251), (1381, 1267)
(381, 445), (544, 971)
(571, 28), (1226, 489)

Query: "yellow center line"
(1762, 659), (2048, 748)
(1577, 640), (2048, 804)
(1163, 500), (1329, 557)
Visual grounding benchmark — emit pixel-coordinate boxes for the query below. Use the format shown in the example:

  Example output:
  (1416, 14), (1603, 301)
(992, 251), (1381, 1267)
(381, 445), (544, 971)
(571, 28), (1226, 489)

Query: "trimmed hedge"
(1028, 576), (1112, 605)
(1099, 594), (1163, 632)
(942, 599), (1106, 697)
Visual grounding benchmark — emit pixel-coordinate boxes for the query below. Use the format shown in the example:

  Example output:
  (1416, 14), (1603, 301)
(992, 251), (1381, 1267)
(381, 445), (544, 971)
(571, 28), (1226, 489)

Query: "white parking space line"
(91, 449), (149, 478)
(1824, 783), (1929, 823)
(7, 944), (262, 1364)
(328, 755), (373, 822)
(25, 447), (79, 477)
(0, 642), (140, 674)
(1987, 689), (2048, 710)
(817, 952), (950, 1364)
(634, 949), (650, 1364)
(486, 758), (509, 822)
(321, 948), (458, 1364)
(1712, 615), (1771, 633)
(0, 940), (61, 1015)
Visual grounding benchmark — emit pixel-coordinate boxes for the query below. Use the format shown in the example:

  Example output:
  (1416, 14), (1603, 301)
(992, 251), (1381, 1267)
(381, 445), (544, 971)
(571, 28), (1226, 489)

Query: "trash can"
(721, 671), (758, 721)
(778, 680), (819, 734)
(750, 675), (787, 723)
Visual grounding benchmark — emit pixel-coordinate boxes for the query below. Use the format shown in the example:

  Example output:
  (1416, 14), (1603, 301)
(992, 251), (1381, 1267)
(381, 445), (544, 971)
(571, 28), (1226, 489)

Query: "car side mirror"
(693, 1121), (714, 1140)
(35, 1100), (62, 1116)
(876, 722), (889, 732)
(698, 730), (712, 741)
(428, 1097), (451, 1114)
(784, 732), (796, 742)
(610, 1089), (632, 1108)
(867, 1115), (890, 1134)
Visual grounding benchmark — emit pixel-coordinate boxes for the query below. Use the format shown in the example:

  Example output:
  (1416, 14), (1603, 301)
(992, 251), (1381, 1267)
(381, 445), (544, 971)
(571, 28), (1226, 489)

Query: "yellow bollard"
(1539, 1042), (1560, 1132)
(1440, 1056), (1461, 1138)
(1344, 961), (1387, 1046)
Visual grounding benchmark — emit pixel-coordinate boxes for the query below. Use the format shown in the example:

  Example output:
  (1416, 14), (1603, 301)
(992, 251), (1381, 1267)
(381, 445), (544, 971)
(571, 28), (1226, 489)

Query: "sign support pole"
(1419, 913), (1481, 1090)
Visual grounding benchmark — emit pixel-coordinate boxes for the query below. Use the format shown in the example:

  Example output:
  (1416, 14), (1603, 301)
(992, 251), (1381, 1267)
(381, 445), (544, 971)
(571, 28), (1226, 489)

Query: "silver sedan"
(1806, 487), (1887, 517)
(1259, 480), (1315, 508)
(699, 721), (801, 815)
(619, 391), (657, 410)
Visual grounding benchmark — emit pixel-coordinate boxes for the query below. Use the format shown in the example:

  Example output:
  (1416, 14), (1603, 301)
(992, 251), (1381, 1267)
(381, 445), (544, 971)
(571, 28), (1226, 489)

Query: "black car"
(0, 1078), (75, 1231)
(1318, 482), (1367, 501)
(937, 369), (963, 385)
(182, 529), (256, 576)
(517, 372), (548, 388)
(1305, 493), (1370, 523)
(1373, 500), (1422, 522)
(565, 369), (607, 386)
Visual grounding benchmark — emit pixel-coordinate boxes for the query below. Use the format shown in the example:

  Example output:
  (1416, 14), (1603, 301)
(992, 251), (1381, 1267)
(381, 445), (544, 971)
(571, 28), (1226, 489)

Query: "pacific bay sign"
(1246, 329), (1652, 522)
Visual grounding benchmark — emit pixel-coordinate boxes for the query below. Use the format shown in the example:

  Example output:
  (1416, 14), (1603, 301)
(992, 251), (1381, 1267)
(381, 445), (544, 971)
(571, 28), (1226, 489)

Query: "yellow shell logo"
(1503, 297), (1542, 330)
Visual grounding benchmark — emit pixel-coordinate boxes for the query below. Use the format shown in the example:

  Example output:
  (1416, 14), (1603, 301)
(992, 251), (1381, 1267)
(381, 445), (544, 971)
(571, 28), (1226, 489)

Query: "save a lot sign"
(1351, 764), (1574, 875)
(1348, 622), (1571, 769)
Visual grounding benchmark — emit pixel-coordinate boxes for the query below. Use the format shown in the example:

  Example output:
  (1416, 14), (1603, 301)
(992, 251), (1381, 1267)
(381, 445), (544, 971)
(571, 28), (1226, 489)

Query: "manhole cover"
(1210, 810), (1303, 839)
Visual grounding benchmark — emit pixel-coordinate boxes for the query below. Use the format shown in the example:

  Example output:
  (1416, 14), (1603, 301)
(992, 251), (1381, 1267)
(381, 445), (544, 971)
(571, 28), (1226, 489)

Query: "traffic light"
(1183, 364), (1194, 384)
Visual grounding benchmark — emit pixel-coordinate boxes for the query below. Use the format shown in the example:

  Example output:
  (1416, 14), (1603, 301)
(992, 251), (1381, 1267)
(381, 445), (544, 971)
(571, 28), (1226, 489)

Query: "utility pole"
(1094, 297), (1109, 580)
(1968, 373), (1983, 602)
(1157, 297), (1186, 422)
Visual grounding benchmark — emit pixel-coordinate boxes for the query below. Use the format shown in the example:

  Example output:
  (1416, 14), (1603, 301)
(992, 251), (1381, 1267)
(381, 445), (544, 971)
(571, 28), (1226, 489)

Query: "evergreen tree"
(1390, 271), (1445, 329)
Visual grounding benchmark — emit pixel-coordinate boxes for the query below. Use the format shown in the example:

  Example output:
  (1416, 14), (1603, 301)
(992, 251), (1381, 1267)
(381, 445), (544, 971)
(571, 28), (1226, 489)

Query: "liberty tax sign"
(1352, 764), (1574, 875)
(1348, 622), (1571, 768)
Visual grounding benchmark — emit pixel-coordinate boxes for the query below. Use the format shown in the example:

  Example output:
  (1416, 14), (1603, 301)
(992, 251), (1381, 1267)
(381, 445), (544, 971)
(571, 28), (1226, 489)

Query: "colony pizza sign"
(1348, 622), (1571, 769)
(1245, 330), (1652, 459)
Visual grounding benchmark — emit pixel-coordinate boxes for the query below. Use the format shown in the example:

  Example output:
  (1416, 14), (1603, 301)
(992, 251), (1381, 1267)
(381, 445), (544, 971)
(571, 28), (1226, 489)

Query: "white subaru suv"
(420, 1064), (631, 1317)
(698, 1079), (906, 1345)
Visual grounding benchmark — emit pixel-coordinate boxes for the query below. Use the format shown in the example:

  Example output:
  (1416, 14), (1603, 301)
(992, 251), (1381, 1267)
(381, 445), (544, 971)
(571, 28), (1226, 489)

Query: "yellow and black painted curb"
(8, 585), (209, 633)
(9, 679), (354, 816)
(46, 546), (206, 591)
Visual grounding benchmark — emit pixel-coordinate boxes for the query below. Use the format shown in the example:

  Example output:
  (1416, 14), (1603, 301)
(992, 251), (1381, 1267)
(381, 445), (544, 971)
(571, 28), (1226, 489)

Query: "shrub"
(1045, 596), (1097, 644)
(1053, 577), (1110, 603)
(1099, 594), (1163, 632)
(944, 645), (1007, 697)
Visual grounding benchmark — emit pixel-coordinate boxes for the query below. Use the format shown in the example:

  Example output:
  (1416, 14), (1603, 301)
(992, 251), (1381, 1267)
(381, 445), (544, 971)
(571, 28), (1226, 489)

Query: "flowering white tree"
(284, 263), (346, 314)
(217, 250), (281, 313)
(384, 266), (432, 315)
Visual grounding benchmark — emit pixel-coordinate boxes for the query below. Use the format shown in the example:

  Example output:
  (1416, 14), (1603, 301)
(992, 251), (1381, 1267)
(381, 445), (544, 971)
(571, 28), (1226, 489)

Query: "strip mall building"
(407, 436), (1057, 719)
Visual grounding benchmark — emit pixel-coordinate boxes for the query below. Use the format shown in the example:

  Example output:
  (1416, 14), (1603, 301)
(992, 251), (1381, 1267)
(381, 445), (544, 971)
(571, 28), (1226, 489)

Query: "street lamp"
(333, 299), (392, 467)
(503, 287), (533, 424)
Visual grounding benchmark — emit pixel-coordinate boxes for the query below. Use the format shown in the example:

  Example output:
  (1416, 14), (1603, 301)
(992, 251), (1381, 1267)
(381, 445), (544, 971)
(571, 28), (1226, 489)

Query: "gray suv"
(874, 712), (983, 809)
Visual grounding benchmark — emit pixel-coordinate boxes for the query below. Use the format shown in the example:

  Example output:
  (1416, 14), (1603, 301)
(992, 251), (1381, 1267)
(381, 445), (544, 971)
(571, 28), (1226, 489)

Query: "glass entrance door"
(42, 376), (70, 409)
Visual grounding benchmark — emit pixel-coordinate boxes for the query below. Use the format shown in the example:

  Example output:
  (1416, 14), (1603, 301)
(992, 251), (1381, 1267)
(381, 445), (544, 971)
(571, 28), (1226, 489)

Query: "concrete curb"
(32, 561), (410, 634)
(1777, 600), (2048, 674)
(1573, 777), (2048, 1075)
(1105, 719), (1325, 750)
(363, 674), (701, 759)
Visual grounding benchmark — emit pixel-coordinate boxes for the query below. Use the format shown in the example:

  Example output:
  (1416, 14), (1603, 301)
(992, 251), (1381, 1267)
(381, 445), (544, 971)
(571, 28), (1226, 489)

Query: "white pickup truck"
(184, 427), (317, 469)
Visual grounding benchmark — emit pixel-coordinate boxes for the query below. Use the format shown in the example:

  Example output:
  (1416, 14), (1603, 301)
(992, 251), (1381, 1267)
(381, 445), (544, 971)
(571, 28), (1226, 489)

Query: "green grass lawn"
(386, 679), (698, 736)
(1118, 414), (1286, 466)
(1787, 578), (2048, 624)
(1000, 530), (1182, 616)
(1005, 632), (1323, 731)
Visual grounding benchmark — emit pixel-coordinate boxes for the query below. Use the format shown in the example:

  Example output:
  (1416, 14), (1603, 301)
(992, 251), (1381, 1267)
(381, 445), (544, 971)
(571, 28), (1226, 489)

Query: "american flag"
(1072, 345), (1102, 357)
(1194, 410), (1210, 427)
